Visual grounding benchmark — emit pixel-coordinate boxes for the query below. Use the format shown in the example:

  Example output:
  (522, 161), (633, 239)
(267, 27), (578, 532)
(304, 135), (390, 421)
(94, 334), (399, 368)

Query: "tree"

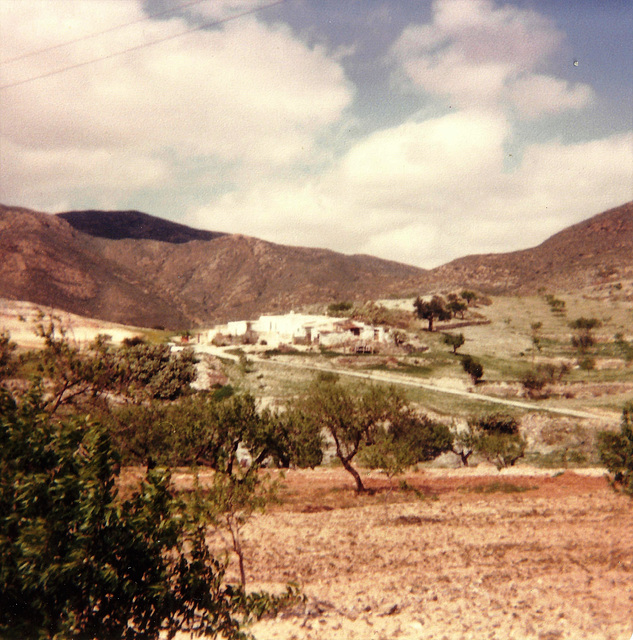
(32, 315), (197, 413)
(360, 411), (453, 485)
(446, 296), (467, 319)
(443, 332), (465, 354)
(161, 393), (298, 587)
(520, 362), (570, 399)
(614, 333), (633, 364)
(598, 402), (633, 496)
(414, 295), (451, 332)
(0, 385), (293, 640)
(294, 378), (410, 492)
(569, 317), (602, 353)
(530, 322), (543, 360)
(0, 330), (17, 383)
(461, 355), (484, 384)
(451, 423), (478, 466)
(467, 413), (526, 470)
(460, 290), (478, 306)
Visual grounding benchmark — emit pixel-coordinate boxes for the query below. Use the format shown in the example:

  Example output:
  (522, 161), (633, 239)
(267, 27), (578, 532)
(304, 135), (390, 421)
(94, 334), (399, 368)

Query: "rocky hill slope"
(1, 201), (631, 329)
(428, 201), (633, 293)
(0, 205), (427, 328)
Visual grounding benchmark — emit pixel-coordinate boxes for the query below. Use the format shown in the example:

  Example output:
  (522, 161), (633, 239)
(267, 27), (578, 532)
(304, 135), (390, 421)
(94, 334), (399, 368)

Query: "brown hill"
(58, 209), (226, 243)
(1, 201), (631, 330)
(428, 201), (633, 293)
(0, 205), (427, 329)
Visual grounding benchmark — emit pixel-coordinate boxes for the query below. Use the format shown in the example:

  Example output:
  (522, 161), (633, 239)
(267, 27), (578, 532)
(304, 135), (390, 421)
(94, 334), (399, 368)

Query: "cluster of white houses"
(208, 312), (390, 351)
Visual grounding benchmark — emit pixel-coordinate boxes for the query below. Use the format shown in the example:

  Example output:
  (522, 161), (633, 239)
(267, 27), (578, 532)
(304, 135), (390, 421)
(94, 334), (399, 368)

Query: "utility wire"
(1, 0), (214, 65)
(0, 0), (287, 91)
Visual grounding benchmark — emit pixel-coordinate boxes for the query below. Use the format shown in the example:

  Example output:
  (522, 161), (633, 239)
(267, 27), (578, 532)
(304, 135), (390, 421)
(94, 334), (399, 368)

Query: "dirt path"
(196, 346), (619, 425)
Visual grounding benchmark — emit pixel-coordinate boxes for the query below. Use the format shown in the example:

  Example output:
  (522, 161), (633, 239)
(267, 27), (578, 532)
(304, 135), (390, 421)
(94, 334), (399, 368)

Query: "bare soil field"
(0, 298), (143, 348)
(195, 467), (633, 640)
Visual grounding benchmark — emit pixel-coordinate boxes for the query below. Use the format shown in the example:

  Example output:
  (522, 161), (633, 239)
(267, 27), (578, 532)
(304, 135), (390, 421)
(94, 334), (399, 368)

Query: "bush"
(467, 413), (526, 470)
(461, 355), (484, 384)
(598, 402), (633, 496)
(0, 386), (289, 639)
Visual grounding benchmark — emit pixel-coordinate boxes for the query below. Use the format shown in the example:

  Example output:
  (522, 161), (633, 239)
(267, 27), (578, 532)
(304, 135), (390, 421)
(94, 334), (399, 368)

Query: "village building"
(208, 311), (389, 351)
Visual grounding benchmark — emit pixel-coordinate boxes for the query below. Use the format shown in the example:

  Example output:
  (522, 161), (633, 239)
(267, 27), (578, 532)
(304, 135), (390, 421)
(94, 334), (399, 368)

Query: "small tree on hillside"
(569, 317), (602, 353)
(414, 295), (451, 332)
(460, 290), (478, 306)
(461, 354), (484, 384)
(446, 295), (467, 319)
(443, 332), (465, 354)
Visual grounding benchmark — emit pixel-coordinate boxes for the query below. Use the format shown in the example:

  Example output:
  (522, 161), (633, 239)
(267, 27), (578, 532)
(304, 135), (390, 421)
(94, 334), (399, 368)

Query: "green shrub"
(598, 402), (633, 496)
(0, 386), (290, 639)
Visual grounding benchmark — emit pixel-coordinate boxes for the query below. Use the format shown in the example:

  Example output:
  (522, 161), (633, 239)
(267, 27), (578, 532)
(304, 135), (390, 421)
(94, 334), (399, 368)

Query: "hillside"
(429, 201), (633, 293)
(0, 205), (427, 329)
(1, 201), (631, 329)
(58, 209), (226, 243)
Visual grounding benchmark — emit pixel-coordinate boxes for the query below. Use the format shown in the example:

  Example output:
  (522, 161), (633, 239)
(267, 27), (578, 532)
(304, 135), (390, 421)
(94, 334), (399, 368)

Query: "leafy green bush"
(0, 386), (289, 639)
(598, 402), (633, 496)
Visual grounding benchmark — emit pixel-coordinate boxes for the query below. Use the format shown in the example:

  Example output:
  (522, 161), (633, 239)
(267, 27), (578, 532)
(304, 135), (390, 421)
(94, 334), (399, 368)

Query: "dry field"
(202, 467), (633, 640)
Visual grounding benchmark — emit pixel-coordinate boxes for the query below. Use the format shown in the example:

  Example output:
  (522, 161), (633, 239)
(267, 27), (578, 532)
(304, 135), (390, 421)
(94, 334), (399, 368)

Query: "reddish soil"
(237, 468), (633, 640)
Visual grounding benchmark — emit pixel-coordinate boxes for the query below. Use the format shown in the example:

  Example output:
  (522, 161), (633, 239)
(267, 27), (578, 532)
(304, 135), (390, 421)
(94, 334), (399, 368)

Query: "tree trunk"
(228, 517), (246, 587)
(340, 456), (365, 492)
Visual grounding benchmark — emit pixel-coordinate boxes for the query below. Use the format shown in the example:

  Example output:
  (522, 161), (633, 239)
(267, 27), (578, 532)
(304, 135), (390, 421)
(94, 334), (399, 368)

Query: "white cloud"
(509, 74), (594, 118)
(0, 0), (353, 203)
(391, 0), (590, 118)
(190, 117), (632, 268)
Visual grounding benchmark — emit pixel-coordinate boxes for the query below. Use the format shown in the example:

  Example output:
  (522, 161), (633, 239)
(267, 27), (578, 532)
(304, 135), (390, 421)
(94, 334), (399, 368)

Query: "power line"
(0, 0), (287, 91)
(0, 0), (214, 65)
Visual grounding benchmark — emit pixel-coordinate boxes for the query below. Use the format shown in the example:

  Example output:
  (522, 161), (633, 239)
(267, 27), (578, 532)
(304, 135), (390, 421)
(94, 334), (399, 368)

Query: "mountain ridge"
(1, 201), (631, 329)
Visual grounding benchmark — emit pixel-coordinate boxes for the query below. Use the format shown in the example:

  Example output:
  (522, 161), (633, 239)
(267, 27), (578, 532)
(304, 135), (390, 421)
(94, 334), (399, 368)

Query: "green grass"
(464, 481), (538, 494)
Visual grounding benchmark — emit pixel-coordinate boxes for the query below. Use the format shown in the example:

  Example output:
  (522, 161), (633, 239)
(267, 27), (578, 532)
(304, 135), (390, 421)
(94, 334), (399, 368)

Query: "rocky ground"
(210, 467), (633, 640)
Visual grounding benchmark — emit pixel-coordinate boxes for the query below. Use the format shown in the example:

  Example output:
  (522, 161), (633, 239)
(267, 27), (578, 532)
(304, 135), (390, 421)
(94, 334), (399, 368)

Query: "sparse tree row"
(1, 298), (633, 639)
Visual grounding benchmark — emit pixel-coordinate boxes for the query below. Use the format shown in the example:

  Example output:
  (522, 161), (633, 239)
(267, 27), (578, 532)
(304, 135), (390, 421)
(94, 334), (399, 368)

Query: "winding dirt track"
(197, 345), (620, 425)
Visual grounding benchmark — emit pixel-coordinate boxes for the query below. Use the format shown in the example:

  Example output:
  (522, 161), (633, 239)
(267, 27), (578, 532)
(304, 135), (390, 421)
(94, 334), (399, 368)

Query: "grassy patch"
(465, 481), (538, 494)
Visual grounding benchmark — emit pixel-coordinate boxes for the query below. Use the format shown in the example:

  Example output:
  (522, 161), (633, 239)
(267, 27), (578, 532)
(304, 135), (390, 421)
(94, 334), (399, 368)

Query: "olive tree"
(414, 295), (451, 332)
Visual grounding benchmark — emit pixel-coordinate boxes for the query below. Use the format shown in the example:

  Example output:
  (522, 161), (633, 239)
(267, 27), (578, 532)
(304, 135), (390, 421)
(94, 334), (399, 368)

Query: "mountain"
(0, 204), (427, 329)
(1, 201), (631, 330)
(428, 201), (633, 293)
(58, 209), (226, 243)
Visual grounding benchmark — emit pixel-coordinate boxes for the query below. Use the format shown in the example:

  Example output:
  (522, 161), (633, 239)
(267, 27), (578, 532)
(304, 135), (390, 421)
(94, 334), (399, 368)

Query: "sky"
(1, 0), (632, 268)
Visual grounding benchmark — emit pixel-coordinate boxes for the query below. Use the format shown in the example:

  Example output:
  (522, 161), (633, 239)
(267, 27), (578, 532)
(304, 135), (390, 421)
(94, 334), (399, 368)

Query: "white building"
(208, 311), (389, 350)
